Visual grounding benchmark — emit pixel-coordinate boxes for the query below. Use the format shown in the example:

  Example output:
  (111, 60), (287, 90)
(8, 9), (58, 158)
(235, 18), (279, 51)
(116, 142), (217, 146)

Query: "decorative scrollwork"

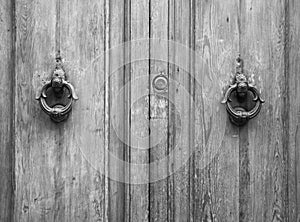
(36, 57), (78, 123)
(221, 56), (264, 126)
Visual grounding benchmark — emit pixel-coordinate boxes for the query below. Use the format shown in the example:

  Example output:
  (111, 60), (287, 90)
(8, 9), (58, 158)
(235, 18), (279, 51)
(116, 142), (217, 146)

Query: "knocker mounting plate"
(36, 56), (78, 123)
(153, 72), (168, 93)
(222, 56), (264, 126)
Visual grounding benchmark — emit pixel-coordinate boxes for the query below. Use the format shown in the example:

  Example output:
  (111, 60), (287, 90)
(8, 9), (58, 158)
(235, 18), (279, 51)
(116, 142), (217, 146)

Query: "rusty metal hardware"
(221, 56), (264, 126)
(36, 56), (78, 123)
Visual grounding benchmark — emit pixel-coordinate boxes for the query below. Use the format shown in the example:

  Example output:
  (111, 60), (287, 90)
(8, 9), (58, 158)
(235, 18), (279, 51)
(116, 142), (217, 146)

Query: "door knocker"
(222, 56), (264, 126)
(153, 72), (168, 93)
(36, 56), (78, 123)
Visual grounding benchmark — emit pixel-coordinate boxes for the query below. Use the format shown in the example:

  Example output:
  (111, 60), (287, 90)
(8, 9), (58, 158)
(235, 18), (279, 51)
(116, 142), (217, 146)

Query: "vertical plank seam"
(238, 0), (245, 221)
(168, 1), (176, 221)
(172, 3), (176, 221)
(167, 1), (175, 221)
(123, 0), (132, 220)
(189, 0), (196, 221)
(166, 0), (170, 220)
(189, 0), (196, 219)
(283, 0), (291, 219)
(172, 0), (175, 219)
(54, 1), (65, 220)
(104, 0), (111, 220)
(10, 0), (16, 220)
(167, 0), (173, 220)
(148, 0), (151, 220)
(55, 0), (61, 54)
(238, 0), (242, 53)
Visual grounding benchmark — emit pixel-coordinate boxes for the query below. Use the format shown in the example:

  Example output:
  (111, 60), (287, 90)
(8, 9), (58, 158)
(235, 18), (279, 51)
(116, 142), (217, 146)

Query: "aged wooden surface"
(60, 0), (107, 221)
(108, 0), (127, 221)
(192, 0), (240, 221)
(168, 0), (192, 221)
(191, 0), (239, 221)
(128, 0), (150, 221)
(0, 0), (299, 221)
(149, 0), (169, 221)
(14, 0), (108, 221)
(242, 0), (293, 221)
(287, 0), (300, 220)
(0, 0), (14, 221)
(14, 0), (57, 221)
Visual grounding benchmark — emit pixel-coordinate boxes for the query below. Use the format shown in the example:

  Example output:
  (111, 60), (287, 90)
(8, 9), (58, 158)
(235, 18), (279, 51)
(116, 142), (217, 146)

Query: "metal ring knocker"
(222, 57), (264, 126)
(36, 57), (78, 123)
(153, 72), (168, 93)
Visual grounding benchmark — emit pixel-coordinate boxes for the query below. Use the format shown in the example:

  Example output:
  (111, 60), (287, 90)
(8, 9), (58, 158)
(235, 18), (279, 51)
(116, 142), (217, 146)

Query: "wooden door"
(1, 0), (300, 221)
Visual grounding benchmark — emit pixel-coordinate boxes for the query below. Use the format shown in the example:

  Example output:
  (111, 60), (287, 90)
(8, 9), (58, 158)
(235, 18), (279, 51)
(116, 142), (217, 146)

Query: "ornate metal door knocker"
(36, 56), (78, 123)
(222, 56), (264, 126)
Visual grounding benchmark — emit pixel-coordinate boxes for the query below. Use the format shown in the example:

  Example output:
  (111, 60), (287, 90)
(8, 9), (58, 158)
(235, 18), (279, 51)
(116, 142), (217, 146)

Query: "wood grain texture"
(0, 0), (14, 221)
(123, 0), (131, 220)
(14, 0), (108, 221)
(241, 0), (288, 221)
(57, 0), (107, 221)
(288, 0), (300, 221)
(149, 0), (169, 221)
(14, 0), (57, 221)
(107, 0), (127, 221)
(168, 0), (192, 221)
(129, 0), (150, 221)
(192, 0), (240, 221)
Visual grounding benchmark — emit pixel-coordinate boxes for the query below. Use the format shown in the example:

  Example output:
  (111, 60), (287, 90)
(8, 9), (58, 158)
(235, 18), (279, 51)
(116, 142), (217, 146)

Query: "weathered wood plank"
(0, 0), (14, 221)
(58, 0), (107, 221)
(149, 0), (169, 221)
(288, 0), (300, 220)
(15, 0), (107, 221)
(129, 0), (150, 221)
(168, 0), (192, 220)
(241, 0), (287, 221)
(107, 0), (126, 221)
(123, 0), (132, 220)
(14, 0), (58, 221)
(192, 0), (240, 221)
